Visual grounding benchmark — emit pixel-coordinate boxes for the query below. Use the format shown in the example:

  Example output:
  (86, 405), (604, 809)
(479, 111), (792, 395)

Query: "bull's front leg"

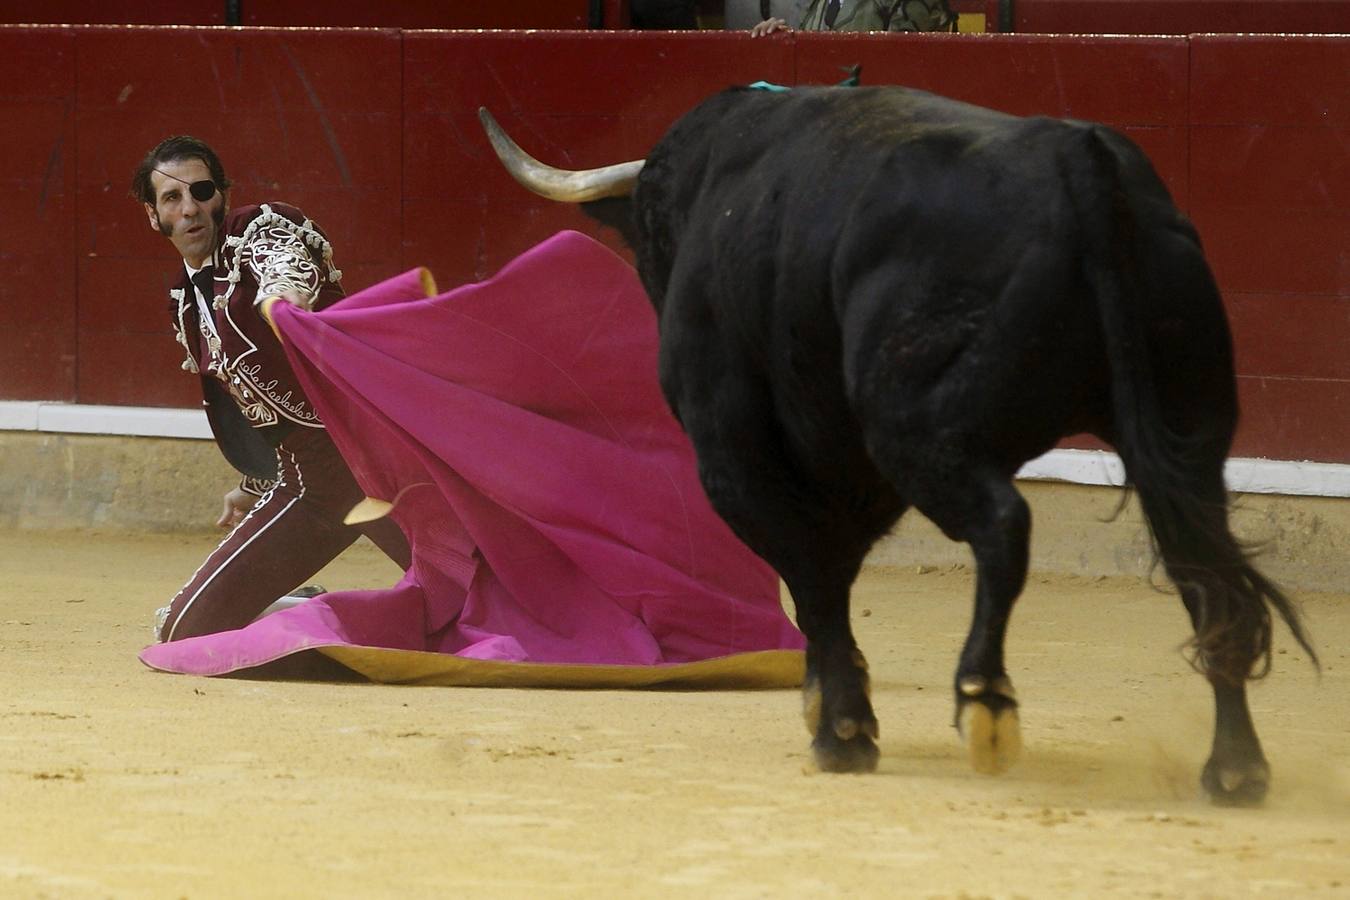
(793, 576), (879, 773)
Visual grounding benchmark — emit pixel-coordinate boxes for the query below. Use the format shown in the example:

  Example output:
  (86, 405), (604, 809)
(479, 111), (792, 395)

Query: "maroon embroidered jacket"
(168, 202), (344, 485)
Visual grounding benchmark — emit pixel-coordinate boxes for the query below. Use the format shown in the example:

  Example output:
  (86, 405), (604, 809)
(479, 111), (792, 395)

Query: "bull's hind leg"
(681, 419), (897, 773)
(909, 471), (1029, 775)
(717, 492), (890, 773)
(1136, 447), (1282, 805)
(1161, 494), (1274, 806)
(1189, 609), (1270, 807)
(792, 562), (884, 773)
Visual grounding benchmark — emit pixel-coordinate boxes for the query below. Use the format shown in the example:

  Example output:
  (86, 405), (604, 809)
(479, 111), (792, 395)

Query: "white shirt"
(183, 260), (219, 344)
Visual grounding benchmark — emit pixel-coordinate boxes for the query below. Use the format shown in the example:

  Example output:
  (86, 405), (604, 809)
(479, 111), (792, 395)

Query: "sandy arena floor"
(2, 528), (1347, 898)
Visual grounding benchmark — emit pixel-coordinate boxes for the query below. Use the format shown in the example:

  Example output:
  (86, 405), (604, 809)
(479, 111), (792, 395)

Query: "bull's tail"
(1067, 125), (1317, 682)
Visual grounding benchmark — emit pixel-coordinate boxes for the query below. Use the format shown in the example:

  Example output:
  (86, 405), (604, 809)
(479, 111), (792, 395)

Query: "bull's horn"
(478, 107), (643, 202)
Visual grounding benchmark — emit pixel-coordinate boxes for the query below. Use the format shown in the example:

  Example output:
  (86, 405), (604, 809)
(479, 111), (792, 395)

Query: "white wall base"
(2, 401), (1347, 498)
(0, 401), (211, 439)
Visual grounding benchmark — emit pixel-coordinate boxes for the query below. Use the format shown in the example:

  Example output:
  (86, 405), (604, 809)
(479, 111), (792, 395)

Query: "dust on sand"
(3, 529), (1347, 898)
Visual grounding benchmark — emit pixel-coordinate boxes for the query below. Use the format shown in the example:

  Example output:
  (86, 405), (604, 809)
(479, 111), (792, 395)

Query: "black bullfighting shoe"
(254, 584), (328, 620)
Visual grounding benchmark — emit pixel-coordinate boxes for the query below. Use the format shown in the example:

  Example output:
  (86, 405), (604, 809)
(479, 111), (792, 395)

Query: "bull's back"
(637, 84), (1229, 467)
(638, 86), (1098, 325)
(638, 88), (1095, 401)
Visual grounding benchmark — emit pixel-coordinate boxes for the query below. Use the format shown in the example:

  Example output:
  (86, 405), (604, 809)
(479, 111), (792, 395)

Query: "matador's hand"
(217, 487), (255, 529)
(273, 289), (313, 311)
(258, 290), (312, 340)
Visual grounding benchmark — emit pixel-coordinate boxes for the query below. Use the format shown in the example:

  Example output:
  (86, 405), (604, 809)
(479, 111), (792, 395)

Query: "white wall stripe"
(0, 401), (41, 430)
(1016, 449), (1350, 499)
(3, 401), (1348, 499)
(0, 401), (211, 438)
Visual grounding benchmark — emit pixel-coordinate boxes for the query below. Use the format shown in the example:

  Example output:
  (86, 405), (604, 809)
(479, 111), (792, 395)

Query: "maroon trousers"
(157, 427), (411, 642)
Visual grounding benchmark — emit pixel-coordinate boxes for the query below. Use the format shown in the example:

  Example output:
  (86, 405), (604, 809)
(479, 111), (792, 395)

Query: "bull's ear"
(580, 196), (640, 250)
(478, 107), (644, 203)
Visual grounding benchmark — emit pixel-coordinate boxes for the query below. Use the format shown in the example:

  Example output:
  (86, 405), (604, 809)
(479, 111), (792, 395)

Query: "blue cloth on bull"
(747, 65), (861, 92)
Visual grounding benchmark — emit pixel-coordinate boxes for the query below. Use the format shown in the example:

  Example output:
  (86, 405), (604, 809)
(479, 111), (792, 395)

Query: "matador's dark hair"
(130, 135), (232, 204)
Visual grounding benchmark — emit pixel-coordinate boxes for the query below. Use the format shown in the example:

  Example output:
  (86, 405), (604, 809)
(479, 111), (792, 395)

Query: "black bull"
(481, 84), (1316, 805)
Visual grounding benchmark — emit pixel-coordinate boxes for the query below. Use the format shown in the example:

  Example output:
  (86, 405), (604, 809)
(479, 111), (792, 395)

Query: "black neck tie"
(824, 0), (842, 28)
(191, 266), (215, 306)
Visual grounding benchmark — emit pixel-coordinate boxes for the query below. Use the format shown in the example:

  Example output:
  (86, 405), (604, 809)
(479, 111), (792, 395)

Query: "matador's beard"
(157, 203), (225, 238)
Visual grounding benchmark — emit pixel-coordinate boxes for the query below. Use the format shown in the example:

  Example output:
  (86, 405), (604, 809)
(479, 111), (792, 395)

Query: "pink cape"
(139, 231), (805, 687)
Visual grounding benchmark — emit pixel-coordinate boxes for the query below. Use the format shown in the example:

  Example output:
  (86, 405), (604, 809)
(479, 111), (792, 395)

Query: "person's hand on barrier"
(750, 17), (789, 37)
(217, 487), (255, 529)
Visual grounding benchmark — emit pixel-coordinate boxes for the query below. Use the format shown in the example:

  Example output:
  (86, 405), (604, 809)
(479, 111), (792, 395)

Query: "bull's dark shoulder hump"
(639, 86), (1107, 271)
(650, 85), (1027, 173)
(640, 85), (1110, 229)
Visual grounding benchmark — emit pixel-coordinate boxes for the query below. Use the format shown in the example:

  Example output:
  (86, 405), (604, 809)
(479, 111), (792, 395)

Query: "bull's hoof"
(958, 703), (1021, 775)
(1201, 757), (1269, 807)
(802, 677), (822, 736)
(955, 675), (1020, 775)
(811, 720), (880, 773)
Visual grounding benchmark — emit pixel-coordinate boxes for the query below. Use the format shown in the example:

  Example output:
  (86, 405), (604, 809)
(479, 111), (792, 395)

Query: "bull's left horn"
(478, 107), (644, 202)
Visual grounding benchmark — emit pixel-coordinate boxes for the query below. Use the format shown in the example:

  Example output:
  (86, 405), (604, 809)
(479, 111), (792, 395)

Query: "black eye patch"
(189, 180), (217, 202)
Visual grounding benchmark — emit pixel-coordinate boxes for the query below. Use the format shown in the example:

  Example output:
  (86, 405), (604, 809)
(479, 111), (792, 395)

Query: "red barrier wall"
(241, 2), (589, 29)
(0, 27), (77, 400)
(405, 31), (795, 288)
(0, 27), (1345, 463)
(0, 2), (589, 28)
(1008, 0), (1350, 34)
(0, 3), (223, 25)
(1190, 35), (1350, 461)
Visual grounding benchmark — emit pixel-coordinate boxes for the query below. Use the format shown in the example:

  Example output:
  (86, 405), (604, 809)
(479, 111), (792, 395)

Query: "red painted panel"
(1234, 375), (1350, 464)
(1228, 293), (1350, 381)
(1189, 34), (1350, 474)
(0, 1), (588, 28)
(481, 204), (628, 279)
(76, 251), (201, 408)
(401, 198), (488, 289)
(0, 2), (223, 25)
(78, 330), (198, 408)
(79, 257), (180, 335)
(1, 123), (77, 260)
(0, 27), (76, 401)
(0, 257), (77, 401)
(1191, 206), (1350, 297)
(1191, 125), (1350, 213)
(403, 30), (792, 278)
(243, 1), (589, 29)
(1014, 0), (1350, 35)
(1192, 35), (1350, 126)
(405, 31), (792, 120)
(338, 262), (410, 296)
(795, 33), (1188, 126)
(408, 111), (638, 204)
(1119, 125), (1189, 211)
(402, 198), (629, 289)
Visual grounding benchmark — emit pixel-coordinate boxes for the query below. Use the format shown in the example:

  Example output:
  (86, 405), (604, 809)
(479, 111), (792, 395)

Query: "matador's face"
(144, 157), (227, 269)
